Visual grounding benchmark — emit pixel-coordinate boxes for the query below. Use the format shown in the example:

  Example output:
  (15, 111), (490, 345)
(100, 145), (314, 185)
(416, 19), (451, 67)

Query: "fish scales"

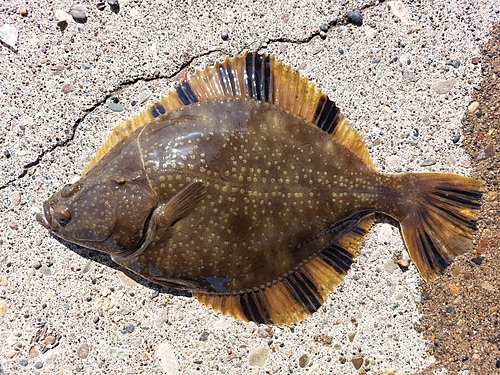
(37, 52), (483, 325)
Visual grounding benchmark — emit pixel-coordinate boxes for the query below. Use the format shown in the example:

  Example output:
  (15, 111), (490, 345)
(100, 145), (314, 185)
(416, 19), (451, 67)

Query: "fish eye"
(53, 204), (72, 226)
(60, 183), (80, 198)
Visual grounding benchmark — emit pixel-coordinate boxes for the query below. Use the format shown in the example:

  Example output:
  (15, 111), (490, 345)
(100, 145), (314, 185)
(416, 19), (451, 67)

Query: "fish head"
(36, 174), (158, 255)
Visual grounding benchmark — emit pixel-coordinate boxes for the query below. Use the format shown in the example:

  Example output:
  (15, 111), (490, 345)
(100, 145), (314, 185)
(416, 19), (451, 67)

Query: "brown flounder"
(37, 52), (483, 325)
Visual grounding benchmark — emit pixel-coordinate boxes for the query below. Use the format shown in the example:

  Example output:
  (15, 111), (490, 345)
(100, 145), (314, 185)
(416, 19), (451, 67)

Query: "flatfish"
(37, 52), (482, 325)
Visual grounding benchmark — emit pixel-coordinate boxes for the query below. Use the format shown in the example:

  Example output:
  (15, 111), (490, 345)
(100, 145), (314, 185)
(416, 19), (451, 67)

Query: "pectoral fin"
(156, 181), (206, 227)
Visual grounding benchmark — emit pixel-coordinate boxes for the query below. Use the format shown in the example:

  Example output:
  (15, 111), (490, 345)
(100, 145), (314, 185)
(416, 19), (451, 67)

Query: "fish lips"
(36, 199), (59, 232)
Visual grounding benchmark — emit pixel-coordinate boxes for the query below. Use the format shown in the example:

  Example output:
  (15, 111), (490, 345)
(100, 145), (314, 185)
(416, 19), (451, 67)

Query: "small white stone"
(467, 101), (479, 113)
(306, 363), (320, 375)
(369, 251), (380, 262)
(394, 290), (405, 300)
(130, 8), (141, 18)
(109, 347), (128, 360)
(28, 37), (40, 46)
(388, 1), (412, 25)
(377, 223), (393, 242)
(156, 342), (179, 375)
(364, 26), (378, 39)
(384, 259), (399, 273)
(432, 78), (456, 94)
(139, 90), (152, 104)
(248, 347), (269, 367)
(5, 334), (18, 346)
(70, 5), (87, 22)
(55, 9), (72, 24)
(43, 350), (60, 364)
(116, 271), (137, 287)
(0, 300), (7, 317)
(386, 155), (400, 166)
(482, 281), (494, 292)
(133, 336), (144, 347)
(0, 24), (19, 48)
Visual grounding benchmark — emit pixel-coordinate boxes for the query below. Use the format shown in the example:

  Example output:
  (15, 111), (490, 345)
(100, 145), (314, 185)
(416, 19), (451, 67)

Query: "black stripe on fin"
(239, 293), (253, 322)
(286, 275), (319, 313)
(419, 231), (450, 274)
(294, 271), (323, 308)
(253, 53), (263, 100)
(254, 53), (264, 101)
(351, 225), (367, 236)
(469, 220), (478, 231)
(244, 53), (271, 102)
(150, 103), (166, 118)
(150, 106), (159, 118)
(156, 103), (166, 114)
(227, 63), (236, 95)
(315, 96), (341, 134)
(263, 54), (272, 102)
(176, 81), (198, 105)
(320, 244), (354, 275)
(218, 64), (233, 96)
(436, 186), (483, 201)
(245, 53), (255, 98)
(434, 190), (482, 208)
(239, 292), (266, 324)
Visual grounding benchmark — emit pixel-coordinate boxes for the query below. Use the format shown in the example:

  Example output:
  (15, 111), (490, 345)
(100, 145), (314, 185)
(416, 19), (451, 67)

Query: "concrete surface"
(1, 0), (499, 374)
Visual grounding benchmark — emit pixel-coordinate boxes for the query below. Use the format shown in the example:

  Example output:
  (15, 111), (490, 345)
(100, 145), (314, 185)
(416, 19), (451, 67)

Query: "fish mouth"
(35, 201), (58, 232)
(35, 211), (49, 228)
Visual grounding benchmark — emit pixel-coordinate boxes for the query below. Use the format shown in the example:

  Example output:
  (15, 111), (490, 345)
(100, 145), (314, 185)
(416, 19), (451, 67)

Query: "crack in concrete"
(0, 48), (223, 190)
(255, 1), (380, 49)
(2, 4), (381, 191)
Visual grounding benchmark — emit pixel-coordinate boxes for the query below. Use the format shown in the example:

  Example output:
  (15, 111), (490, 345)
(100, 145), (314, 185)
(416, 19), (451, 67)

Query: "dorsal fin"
(82, 52), (375, 175)
(194, 215), (376, 326)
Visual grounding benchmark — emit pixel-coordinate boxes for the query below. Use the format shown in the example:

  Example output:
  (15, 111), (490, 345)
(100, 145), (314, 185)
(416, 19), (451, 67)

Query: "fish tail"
(396, 173), (483, 281)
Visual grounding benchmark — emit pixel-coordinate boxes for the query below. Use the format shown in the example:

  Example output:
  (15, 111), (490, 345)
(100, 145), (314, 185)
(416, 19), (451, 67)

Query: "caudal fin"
(399, 173), (483, 281)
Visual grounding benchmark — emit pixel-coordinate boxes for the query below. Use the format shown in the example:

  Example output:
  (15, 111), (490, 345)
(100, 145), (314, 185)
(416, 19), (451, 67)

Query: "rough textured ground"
(1, 1), (499, 374)
(420, 23), (500, 375)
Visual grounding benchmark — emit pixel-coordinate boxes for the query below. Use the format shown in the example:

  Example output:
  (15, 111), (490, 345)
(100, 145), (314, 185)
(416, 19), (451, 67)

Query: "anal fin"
(194, 215), (376, 325)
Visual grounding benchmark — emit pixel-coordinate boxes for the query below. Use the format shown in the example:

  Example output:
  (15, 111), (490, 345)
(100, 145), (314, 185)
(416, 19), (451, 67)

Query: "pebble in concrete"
(248, 347), (269, 367)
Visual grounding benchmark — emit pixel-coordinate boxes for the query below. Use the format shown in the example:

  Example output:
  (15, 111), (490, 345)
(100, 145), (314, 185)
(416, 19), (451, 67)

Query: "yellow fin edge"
(194, 215), (376, 326)
(82, 51), (375, 175)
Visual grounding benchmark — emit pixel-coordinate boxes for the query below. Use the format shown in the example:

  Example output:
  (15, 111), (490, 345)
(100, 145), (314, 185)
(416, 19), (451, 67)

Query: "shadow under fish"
(37, 52), (483, 325)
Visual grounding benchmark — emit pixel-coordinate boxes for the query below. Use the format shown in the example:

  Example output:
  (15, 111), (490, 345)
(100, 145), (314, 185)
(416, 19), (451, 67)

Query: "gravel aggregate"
(1, 0), (499, 374)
